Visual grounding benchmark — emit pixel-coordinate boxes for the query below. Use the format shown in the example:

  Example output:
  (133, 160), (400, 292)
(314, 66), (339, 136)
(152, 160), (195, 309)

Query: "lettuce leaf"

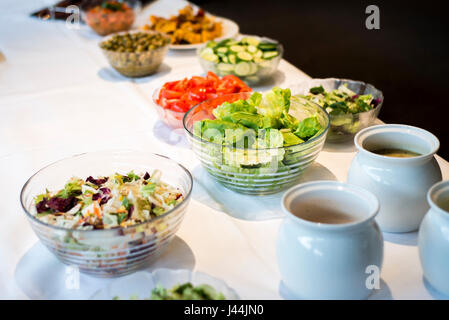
(295, 116), (322, 140)
(212, 99), (257, 120)
(281, 130), (304, 146)
(257, 87), (291, 118)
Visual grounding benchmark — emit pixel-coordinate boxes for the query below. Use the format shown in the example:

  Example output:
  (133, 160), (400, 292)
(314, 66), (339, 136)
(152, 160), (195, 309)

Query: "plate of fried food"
(142, 5), (239, 50)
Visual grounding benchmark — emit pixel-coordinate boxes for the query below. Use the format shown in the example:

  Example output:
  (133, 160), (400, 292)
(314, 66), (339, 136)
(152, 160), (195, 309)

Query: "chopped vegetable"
(150, 283), (226, 300)
(33, 170), (184, 230)
(199, 37), (281, 82)
(298, 84), (379, 115)
(156, 71), (251, 113)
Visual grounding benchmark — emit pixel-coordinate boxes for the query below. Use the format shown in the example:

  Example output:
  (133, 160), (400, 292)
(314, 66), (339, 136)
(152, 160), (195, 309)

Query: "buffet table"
(1, 0), (448, 299)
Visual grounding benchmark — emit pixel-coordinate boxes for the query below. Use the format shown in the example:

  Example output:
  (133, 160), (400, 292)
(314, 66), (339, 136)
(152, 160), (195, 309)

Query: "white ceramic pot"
(277, 181), (383, 300)
(347, 124), (441, 233)
(418, 180), (449, 296)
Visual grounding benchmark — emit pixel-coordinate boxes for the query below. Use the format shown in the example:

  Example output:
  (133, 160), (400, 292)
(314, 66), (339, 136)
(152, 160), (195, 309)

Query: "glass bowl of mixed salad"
(291, 78), (384, 143)
(81, 0), (140, 36)
(198, 36), (283, 85)
(183, 87), (330, 195)
(20, 151), (192, 277)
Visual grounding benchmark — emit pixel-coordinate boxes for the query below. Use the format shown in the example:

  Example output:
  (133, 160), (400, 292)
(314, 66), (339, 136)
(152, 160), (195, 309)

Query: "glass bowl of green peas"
(99, 30), (171, 77)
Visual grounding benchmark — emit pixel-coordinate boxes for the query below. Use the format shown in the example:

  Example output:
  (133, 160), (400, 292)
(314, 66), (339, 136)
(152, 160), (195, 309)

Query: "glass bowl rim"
(81, 0), (141, 13)
(98, 29), (171, 54)
(20, 150), (193, 234)
(182, 92), (330, 151)
(151, 87), (187, 116)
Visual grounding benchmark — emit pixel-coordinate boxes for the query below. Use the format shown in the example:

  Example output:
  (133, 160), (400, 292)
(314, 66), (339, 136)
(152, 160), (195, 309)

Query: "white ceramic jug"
(418, 180), (449, 296)
(347, 124), (441, 233)
(277, 181), (383, 300)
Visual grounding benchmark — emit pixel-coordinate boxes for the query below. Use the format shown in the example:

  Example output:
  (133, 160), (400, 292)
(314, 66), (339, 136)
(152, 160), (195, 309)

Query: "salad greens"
(195, 87), (323, 149)
(192, 87), (326, 174)
(33, 170), (184, 230)
(112, 283), (226, 300)
(151, 283), (226, 300)
(298, 84), (381, 116)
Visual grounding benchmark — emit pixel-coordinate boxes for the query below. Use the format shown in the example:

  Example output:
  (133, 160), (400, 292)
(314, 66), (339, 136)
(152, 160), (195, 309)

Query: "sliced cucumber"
(206, 41), (217, 48)
(201, 53), (219, 63)
(216, 39), (232, 47)
(237, 51), (253, 61)
(247, 45), (258, 53)
(249, 62), (258, 75)
(228, 54), (237, 64)
(259, 43), (278, 51)
(217, 47), (228, 54)
(242, 37), (260, 47)
(263, 51), (279, 59)
(234, 62), (251, 76)
(254, 50), (263, 59)
(230, 45), (245, 53)
(217, 63), (235, 72)
(204, 37), (281, 76)
(259, 60), (273, 68)
(201, 47), (214, 55)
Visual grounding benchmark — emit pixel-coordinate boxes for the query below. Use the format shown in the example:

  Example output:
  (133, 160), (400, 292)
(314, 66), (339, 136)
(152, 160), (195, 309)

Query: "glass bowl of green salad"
(183, 87), (330, 195)
(291, 78), (384, 143)
(198, 36), (283, 85)
(20, 150), (193, 277)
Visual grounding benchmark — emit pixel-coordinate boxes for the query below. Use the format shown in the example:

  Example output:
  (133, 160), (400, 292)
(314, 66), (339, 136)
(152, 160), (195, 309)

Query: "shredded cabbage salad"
(33, 170), (184, 230)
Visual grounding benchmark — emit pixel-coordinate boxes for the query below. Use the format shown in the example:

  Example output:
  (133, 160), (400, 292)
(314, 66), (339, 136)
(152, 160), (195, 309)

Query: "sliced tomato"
(160, 89), (183, 100)
(189, 76), (210, 87)
(206, 71), (219, 86)
(166, 100), (189, 113)
(157, 72), (252, 113)
(173, 78), (189, 91)
(221, 75), (251, 91)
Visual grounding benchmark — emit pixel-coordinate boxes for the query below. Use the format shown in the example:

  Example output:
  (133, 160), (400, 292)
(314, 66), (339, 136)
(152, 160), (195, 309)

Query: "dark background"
(192, 0), (449, 158)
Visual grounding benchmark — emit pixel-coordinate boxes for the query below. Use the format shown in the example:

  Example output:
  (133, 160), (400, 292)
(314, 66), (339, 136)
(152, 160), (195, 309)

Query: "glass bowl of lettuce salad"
(291, 78), (384, 143)
(20, 151), (193, 277)
(183, 87), (330, 195)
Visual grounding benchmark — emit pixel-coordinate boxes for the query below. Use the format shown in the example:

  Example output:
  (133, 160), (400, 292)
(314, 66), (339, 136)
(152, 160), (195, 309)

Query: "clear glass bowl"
(90, 268), (240, 299)
(290, 78), (384, 143)
(100, 30), (170, 78)
(183, 92), (330, 195)
(152, 87), (185, 129)
(197, 36), (283, 85)
(20, 151), (193, 277)
(81, 0), (141, 36)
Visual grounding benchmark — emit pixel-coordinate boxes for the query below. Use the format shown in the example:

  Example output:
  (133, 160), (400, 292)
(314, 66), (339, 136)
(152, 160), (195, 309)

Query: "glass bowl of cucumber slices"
(197, 36), (283, 85)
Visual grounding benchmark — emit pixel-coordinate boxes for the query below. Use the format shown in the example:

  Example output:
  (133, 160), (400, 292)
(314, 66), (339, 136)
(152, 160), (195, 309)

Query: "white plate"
(89, 268), (240, 300)
(169, 16), (239, 50)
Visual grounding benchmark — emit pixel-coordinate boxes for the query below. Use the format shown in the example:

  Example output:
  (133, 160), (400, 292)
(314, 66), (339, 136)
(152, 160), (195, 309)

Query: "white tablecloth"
(1, 0), (448, 300)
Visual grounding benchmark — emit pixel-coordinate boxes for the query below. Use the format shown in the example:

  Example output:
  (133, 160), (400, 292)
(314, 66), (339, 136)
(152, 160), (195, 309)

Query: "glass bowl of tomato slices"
(152, 72), (252, 129)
